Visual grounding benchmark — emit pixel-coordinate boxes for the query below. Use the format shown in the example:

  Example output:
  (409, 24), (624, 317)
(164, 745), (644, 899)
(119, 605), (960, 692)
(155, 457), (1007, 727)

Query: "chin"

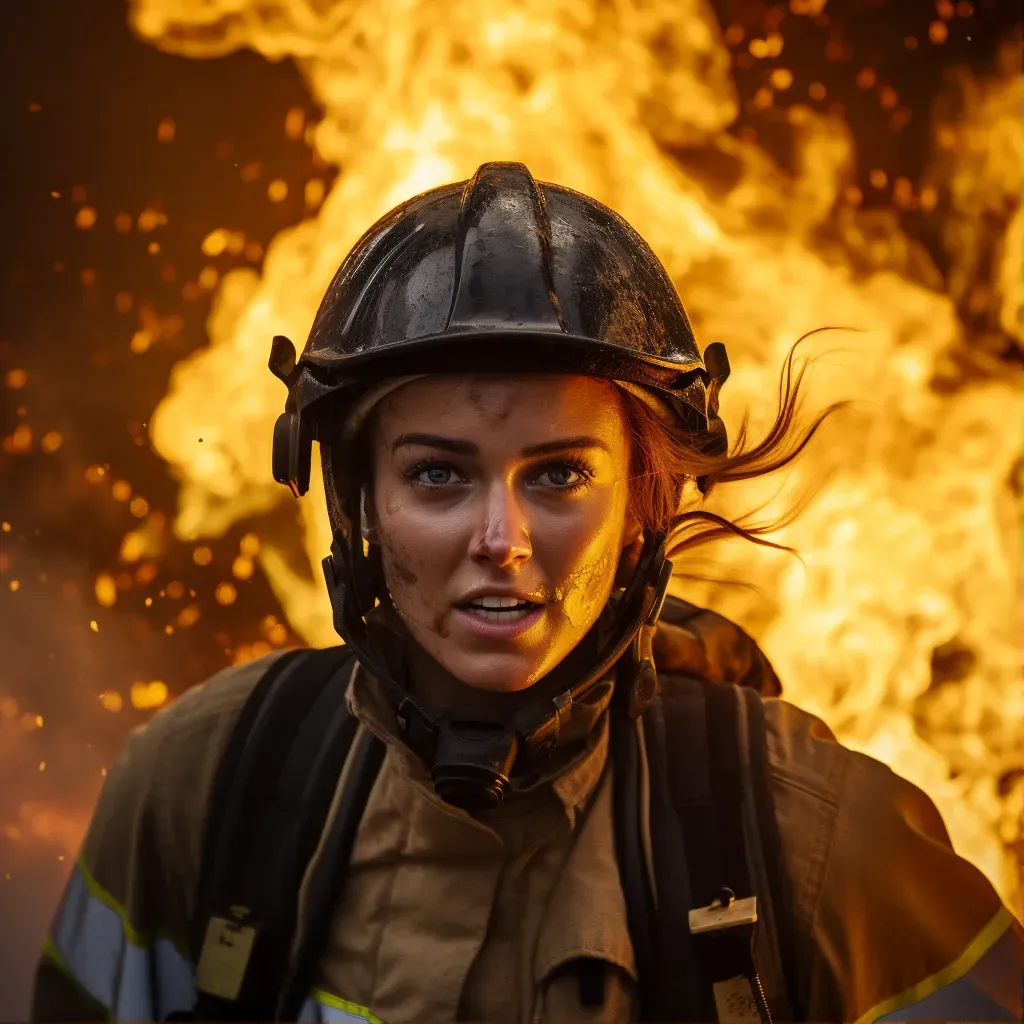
(444, 651), (541, 694)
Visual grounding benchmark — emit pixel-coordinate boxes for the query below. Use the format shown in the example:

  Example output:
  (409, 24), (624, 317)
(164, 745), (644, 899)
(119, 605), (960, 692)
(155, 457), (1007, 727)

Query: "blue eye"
(540, 465), (582, 488)
(406, 459), (593, 492)
(535, 460), (594, 492)
(419, 466), (454, 486)
(406, 462), (464, 487)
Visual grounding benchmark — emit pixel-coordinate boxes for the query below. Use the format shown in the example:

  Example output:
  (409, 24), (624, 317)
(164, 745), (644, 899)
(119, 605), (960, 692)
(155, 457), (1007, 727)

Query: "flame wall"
(128, 0), (1022, 910)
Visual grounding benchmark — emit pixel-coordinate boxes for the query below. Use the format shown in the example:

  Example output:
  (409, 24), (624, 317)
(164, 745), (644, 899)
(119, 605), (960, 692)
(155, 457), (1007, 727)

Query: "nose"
(468, 479), (532, 567)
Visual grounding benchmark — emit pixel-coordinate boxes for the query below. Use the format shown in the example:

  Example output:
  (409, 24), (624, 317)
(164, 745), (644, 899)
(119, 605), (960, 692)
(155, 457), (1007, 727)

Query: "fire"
(4, 802), (88, 860)
(130, 1), (1022, 911)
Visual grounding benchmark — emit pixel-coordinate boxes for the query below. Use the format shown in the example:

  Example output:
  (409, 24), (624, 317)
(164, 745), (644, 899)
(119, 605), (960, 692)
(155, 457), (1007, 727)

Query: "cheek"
(375, 492), (463, 626)
(538, 489), (627, 623)
(383, 548), (419, 588)
(379, 535), (434, 638)
(378, 522), (427, 595)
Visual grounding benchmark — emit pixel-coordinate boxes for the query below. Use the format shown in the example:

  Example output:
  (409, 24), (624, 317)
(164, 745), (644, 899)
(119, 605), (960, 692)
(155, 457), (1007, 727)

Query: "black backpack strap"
(276, 722), (386, 1019)
(189, 645), (363, 1021)
(609, 706), (660, 1015)
(637, 696), (710, 1021)
(743, 688), (802, 1020)
(643, 677), (785, 1023)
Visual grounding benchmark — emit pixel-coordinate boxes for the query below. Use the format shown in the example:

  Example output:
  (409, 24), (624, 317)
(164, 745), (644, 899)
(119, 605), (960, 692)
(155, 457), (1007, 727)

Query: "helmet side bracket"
(269, 335), (312, 498)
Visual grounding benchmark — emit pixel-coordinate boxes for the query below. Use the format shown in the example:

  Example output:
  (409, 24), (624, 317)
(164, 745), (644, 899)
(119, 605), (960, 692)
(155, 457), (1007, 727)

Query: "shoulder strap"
(609, 707), (660, 1014)
(742, 687), (802, 1020)
(633, 692), (710, 1022)
(633, 676), (794, 1022)
(189, 645), (361, 1021)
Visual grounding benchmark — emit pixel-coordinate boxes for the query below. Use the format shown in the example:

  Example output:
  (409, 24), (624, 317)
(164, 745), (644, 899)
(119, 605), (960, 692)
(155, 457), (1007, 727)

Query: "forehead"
(376, 374), (625, 439)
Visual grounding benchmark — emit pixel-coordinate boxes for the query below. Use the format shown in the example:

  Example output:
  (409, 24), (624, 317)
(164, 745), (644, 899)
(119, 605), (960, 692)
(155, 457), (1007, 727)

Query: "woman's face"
(368, 374), (635, 693)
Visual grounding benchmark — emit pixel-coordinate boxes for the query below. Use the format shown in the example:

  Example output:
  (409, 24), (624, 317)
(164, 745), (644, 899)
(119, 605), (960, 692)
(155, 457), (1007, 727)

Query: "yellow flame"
(95, 573), (118, 608)
(99, 691), (124, 713)
(130, 1), (1022, 910)
(130, 681), (170, 709)
(10, 802), (89, 858)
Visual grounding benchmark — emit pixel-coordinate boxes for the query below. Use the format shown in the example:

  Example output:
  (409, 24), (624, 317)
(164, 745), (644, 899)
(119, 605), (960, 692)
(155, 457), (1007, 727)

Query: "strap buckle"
(689, 889), (772, 1024)
(688, 887), (758, 935)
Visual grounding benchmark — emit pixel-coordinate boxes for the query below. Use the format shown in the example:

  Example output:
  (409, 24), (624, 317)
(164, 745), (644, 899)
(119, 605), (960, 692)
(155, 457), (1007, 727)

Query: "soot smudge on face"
(384, 557), (449, 640)
(391, 559), (418, 586)
(384, 541), (451, 639)
(431, 607), (452, 639)
(466, 380), (514, 422)
(383, 540), (419, 587)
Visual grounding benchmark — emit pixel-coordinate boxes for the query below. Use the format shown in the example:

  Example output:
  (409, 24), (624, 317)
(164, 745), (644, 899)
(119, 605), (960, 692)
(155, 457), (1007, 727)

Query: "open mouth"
(460, 596), (542, 622)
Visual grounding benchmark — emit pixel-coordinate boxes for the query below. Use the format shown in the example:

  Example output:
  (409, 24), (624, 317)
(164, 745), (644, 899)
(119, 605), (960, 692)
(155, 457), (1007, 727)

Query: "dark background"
(0, 0), (1019, 1017)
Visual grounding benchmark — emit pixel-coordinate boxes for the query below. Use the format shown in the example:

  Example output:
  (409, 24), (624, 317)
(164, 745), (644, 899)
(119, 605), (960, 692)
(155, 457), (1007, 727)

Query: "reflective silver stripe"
(298, 996), (322, 1021)
(875, 919), (1023, 1022)
(48, 861), (195, 1020)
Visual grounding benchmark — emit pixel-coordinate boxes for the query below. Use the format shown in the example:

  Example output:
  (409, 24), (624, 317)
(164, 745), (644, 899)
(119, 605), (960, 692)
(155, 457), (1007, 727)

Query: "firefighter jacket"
(31, 611), (1023, 1023)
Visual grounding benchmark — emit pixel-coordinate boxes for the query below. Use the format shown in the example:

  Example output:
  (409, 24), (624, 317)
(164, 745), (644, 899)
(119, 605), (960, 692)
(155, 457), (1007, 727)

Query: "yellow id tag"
(195, 916), (257, 1001)
(712, 974), (761, 1023)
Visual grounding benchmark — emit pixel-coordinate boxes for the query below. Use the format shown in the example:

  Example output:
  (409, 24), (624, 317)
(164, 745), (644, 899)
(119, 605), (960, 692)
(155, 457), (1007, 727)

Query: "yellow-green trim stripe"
(853, 905), (1015, 1024)
(48, 859), (196, 1020)
(310, 987), (386, 1024)
(74, 852), (190, 958)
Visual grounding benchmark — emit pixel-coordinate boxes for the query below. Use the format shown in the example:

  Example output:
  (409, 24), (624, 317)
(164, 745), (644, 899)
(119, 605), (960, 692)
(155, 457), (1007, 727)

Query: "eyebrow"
(390, 433), (611, 457)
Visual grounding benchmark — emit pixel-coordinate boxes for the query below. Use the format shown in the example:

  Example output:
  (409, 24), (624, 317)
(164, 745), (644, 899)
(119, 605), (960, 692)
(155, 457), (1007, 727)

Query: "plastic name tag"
(712, 974), (761, 1023)
(688, 894), (757, 934)
(195, 915), (257, 1000)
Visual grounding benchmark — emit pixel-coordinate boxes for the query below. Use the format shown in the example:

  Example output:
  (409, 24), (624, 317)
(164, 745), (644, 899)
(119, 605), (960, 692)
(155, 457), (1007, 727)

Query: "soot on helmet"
(268, 161), (731, 500)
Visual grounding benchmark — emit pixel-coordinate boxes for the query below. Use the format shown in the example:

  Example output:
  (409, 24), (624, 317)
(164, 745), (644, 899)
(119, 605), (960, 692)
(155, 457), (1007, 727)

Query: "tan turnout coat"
(32, 610), (1022, 1023)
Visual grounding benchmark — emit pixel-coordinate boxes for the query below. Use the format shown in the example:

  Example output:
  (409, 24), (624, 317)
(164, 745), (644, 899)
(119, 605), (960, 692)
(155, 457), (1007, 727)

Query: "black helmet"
(269, 161), (730, 498)
(268, 162), (730, 811)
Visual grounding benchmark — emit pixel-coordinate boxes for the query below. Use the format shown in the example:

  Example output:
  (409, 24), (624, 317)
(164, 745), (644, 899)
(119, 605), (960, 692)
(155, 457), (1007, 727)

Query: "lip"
(456, 586), (546, 605)
(452, 603), (545, 640)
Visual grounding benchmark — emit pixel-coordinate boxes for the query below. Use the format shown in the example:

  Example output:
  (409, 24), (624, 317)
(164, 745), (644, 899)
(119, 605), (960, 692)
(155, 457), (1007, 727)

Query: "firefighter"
(32, 163), (1022, 1024)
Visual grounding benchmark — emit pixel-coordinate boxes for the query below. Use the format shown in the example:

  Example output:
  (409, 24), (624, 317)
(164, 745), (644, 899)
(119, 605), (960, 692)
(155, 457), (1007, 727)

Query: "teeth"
(465, 605), (536, 622)
(471, 595), (530, 609)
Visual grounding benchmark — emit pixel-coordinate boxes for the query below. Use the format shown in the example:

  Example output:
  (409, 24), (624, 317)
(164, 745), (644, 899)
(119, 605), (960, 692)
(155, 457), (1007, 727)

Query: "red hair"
(617, 335), (848, 563)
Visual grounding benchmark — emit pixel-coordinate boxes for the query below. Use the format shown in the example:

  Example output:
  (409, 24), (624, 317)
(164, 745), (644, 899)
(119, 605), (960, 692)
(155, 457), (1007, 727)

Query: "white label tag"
(712, 974), (761, 1023)
(195, 916), (257, 1000)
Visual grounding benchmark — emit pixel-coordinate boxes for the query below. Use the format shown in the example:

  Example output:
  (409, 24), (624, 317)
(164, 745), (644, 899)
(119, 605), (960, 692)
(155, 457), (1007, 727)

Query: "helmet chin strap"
(322, 515), (672, 812)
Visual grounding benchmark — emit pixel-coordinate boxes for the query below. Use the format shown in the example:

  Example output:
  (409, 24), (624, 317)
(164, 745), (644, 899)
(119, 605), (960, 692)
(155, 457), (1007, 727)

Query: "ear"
(614, 518), (644, 588)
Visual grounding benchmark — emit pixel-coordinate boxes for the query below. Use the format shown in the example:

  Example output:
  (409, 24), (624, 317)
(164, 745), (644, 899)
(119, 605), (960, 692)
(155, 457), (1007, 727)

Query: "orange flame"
(130, 1), (1022, 910)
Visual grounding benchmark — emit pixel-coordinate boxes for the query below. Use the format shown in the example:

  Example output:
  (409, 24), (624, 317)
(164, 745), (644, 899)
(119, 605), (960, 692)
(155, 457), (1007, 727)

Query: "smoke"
(0, 546), (169, 1019)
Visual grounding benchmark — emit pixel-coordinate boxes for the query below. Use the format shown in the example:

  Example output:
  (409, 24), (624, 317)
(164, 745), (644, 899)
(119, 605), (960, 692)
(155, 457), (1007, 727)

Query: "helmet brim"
(297, 328), (709, 431)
